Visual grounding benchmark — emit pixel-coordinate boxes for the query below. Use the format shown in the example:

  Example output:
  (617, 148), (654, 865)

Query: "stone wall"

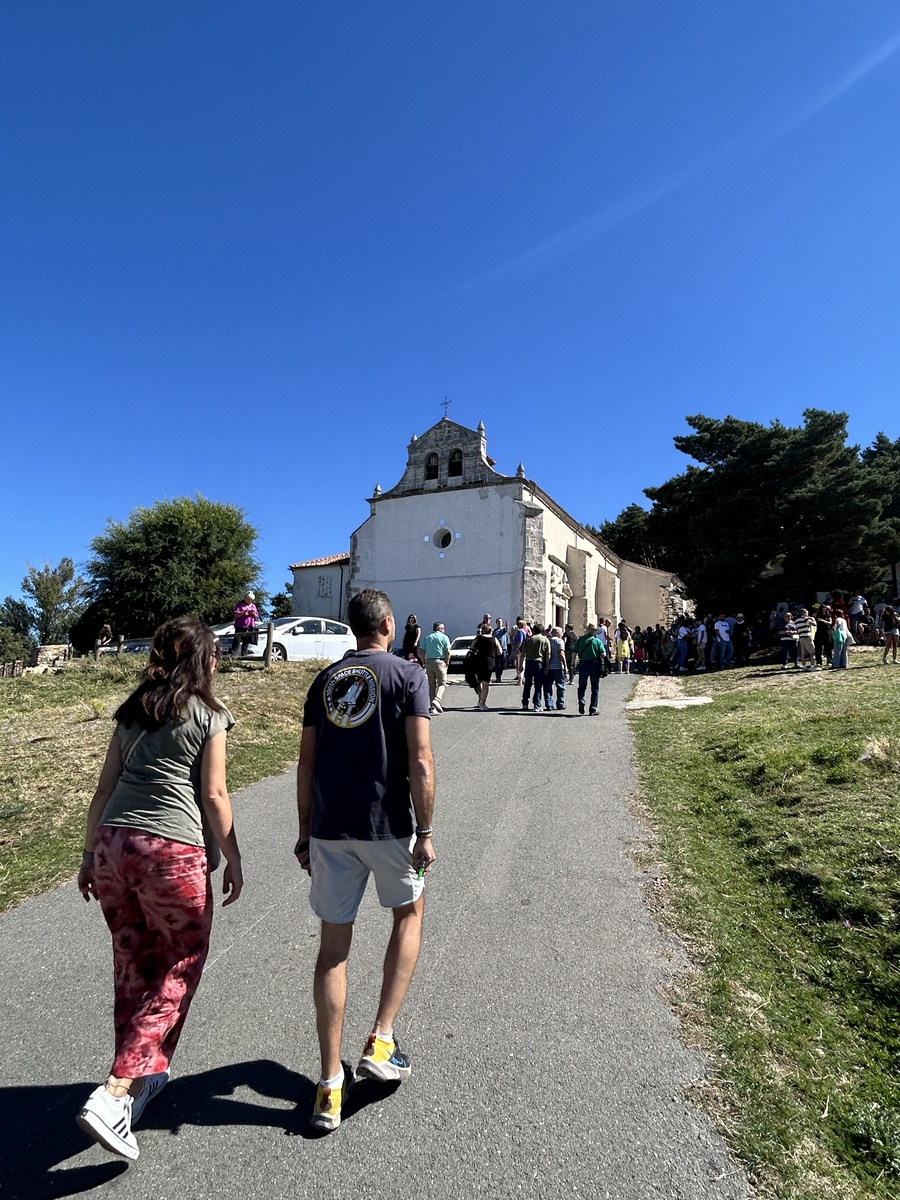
(522, 508), (547, 622)
(380, 418), (501, 497)
(618, 561), (693, 628)
(36, 644), (71, 667)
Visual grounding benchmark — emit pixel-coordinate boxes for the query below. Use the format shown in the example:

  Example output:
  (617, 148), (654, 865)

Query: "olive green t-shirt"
(523, 634), (550, 663)
(99, 694), (235, 847)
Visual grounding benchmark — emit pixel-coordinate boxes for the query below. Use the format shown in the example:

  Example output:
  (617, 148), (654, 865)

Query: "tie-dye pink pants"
(93, 825), (213, 1079)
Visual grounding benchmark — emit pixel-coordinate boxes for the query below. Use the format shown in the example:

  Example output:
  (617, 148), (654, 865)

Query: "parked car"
(98, 637), (151, 655)
(210, 621), (237, 650)
(238, 616), (355, 663)
(447, 635), (476, 673)
(212, 618), (294, 655)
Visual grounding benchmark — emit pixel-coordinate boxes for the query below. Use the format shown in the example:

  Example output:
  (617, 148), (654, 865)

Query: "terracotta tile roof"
(289, 552), (350, 569)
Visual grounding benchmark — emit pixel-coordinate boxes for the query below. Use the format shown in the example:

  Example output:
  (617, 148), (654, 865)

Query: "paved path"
(0, 674), (750, 1200)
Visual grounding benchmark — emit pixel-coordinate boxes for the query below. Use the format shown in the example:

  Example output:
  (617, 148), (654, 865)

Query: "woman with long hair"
(76, 617), (243, 1162)
(401, 614), (423, 665)
(832, 611), (851, 669)
(614, 621), (634, 674)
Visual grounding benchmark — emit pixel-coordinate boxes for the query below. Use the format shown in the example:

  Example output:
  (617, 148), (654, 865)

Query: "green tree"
(269, 583), (293, 619)
(20, 558), (87, 645)
(82, 495), (261, 637)
(598, 411), (900, 612)
(860, 433), (900, 597)
(0, 595), (37, 664)
(589, 504), (659, 568)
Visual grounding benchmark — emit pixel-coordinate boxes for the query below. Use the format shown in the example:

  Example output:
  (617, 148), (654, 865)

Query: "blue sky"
(2, 1), (899, 612)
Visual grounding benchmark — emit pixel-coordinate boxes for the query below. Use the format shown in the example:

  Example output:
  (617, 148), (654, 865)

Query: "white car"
(447, 635), (476, 673)
(240, 616), (355, 663)
(98, 637), (151, 655)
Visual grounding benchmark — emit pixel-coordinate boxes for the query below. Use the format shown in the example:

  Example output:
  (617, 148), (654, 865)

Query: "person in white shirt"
(847, 594), (868, 637)
(671, 621), (690, 673)
(714, 615), (733, 668)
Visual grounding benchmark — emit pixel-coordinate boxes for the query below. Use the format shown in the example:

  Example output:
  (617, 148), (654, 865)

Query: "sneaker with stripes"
(131, 1070), (170, 1126)
(76, 1085), (140, 1161)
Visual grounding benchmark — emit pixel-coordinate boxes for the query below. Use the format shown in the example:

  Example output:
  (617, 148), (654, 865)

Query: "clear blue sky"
(2, 1), (899, 611)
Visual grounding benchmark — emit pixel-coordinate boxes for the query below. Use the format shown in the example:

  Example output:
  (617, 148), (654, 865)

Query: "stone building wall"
(335, 417), (627, 637)
(381, 418), (498, 497)
(522, 506), (547, 623)
(618, 561), (693, 628)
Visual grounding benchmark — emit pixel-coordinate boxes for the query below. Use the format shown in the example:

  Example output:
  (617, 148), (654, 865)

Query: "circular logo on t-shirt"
(324, 665), (379, 729)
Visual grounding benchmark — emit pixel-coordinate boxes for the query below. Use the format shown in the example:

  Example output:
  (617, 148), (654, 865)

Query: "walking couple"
(76, 590), (435, 1159)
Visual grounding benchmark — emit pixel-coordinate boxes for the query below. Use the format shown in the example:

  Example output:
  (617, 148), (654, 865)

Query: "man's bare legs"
(314, 921), (354, 1079)
(372, 895), (425, 1038)
(314, 896), (425, 1076)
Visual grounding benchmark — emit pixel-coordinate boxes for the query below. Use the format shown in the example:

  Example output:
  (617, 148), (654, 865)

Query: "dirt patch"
(626, 675), (713, 710)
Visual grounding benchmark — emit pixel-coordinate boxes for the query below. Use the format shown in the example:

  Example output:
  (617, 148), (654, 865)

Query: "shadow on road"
(0, 1059), (403, 1196)
(0, 1080), (128, 1198)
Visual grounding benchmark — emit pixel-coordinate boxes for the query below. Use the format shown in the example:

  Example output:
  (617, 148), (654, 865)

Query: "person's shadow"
(0, 1060), (399, 1198)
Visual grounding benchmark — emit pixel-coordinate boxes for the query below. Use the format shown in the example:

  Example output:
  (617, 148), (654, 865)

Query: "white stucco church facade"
(291, 417), (628, 640)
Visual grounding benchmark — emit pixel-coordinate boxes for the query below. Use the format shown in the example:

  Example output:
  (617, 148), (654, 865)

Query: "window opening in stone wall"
(425, 452), (439, 480)
(448, 448), (462, 477)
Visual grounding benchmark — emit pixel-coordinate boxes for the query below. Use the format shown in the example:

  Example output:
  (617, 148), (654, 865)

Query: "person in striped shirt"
(794, 608), (817, 670)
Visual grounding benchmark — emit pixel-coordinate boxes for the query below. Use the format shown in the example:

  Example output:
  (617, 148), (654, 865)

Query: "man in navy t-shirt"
(295, 589), (435, 1133)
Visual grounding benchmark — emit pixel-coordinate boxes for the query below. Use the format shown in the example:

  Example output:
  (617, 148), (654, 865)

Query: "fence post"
(263, 621), (274, 667)
(93, 639), (101, 662)
(115, 634), (125, 657)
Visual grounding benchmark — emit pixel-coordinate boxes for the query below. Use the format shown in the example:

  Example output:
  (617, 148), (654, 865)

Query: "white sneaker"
(431, 700), (443, 713)
(131, 1071), (170, 1126)
(76, 1085), (140, 1161)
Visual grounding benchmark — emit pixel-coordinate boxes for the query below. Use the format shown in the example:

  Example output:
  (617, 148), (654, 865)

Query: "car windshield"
(451, 637), (474, 650)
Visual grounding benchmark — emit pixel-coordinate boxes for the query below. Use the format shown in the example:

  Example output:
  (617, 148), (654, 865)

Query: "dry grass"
(0, 656), (323, 911)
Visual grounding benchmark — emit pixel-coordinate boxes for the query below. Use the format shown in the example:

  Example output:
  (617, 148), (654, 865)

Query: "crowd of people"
(399, 589), (900, 716)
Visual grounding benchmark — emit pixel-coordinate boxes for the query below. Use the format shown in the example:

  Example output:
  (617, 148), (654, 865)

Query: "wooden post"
(93, 639), (101, 662)
(263, 621), (274, 667)
(116, 634), (125, 656)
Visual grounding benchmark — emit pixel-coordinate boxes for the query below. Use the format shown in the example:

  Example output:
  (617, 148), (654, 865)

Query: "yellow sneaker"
(310, 1074), (348, 1132)
(356, 1034), (412, 1083)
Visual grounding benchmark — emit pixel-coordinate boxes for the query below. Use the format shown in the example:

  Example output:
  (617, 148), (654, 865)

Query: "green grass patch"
(0, 656), (323, 911)
(632, 649), (900, 1198)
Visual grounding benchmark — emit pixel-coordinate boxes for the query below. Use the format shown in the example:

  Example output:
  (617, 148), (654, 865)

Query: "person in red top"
(830, 591), (849, 625)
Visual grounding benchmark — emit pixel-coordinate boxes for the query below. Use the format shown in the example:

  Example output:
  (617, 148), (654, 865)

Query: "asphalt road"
(0, 673), (750, 1200)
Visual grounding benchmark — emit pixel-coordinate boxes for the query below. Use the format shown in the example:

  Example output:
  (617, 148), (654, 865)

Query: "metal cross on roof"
(441, 396), (451, 418)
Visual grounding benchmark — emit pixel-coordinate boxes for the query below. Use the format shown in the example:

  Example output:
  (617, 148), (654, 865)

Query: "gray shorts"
(309, 835), (423, 924)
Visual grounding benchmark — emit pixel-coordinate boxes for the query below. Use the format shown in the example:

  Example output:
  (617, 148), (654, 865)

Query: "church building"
(290, 417), (624, 640)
